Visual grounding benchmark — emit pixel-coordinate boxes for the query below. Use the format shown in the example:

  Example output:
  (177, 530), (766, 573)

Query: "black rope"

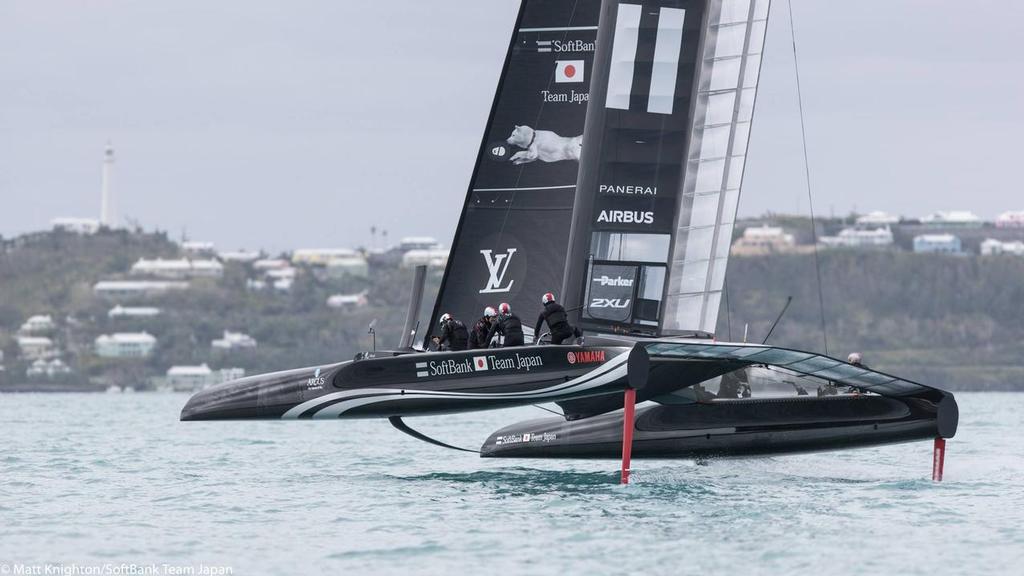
(786, 0), (829, 356)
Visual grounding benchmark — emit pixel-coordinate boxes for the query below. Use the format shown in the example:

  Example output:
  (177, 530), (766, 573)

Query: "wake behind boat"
(182, 0), (959, 482)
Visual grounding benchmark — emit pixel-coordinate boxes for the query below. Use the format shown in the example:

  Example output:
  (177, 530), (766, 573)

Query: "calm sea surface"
(1, 392), (1022, 575)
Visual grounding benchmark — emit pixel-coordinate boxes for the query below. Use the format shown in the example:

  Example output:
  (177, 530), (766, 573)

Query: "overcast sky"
(1, 1), (1020, 252)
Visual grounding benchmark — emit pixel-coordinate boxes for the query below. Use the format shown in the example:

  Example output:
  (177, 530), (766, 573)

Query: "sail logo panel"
(429, 0), (601, 341)
(564, 0), (770, 335)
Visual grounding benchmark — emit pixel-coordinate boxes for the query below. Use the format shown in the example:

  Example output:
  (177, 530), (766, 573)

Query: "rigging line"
(724, 278), (732, 342)
(786, 0), (829, 356)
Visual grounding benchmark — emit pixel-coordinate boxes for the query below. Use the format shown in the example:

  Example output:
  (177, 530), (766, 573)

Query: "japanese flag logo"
(555, 60), (584, 84)
(473, 356), (489, 371)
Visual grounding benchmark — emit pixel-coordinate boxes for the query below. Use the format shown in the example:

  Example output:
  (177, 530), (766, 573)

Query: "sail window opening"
(590, 232), (671, 263)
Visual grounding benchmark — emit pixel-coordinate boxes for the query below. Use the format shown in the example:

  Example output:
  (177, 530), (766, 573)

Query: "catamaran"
(181, 0), (958, 482)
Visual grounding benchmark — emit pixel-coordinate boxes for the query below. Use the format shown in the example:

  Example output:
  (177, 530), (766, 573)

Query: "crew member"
(433, 313), (469, 351)
(534, 292), (576, 345)
(468, 307), (496, 349)
(487, 302), (525, 347)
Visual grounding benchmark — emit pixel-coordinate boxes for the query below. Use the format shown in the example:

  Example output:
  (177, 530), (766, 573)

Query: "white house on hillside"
(981, 239), (1024, 256)
(995, 211), (1024, 229)
(19, 314), (55, 334)
(820, 227), (894, 249)
(856, 211), (900, 226)
(108, 306), (161, 319)
(211, 331), (258, 350)
(731, 226), (797, 255)
(165, 364), (245, 392)
(920, 211), (982, 227)
(130, 258), (224, 279)
(94, 332), (157, 358)
(327, 292), (369, 309)
(27, 358), (72, 379)
(218, 250), (262, 263)
(94, 280), (189, 298)
(398, 237), (441, 251)
(402, 248), (449, 268)
(181, 241), (215, 254)
(292, 248), (359, 266)
(17, 336), (54, 360)
(913, 234), (962, 254)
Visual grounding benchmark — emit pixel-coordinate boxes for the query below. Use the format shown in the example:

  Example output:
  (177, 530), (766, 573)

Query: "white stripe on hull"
(282, 352), (630, 419)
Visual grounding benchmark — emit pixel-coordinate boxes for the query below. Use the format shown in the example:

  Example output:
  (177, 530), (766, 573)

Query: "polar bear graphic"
(506, 125), (583, 165)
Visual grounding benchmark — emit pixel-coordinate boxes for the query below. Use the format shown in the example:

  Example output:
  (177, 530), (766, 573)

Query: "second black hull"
(480, 395), (952, 459)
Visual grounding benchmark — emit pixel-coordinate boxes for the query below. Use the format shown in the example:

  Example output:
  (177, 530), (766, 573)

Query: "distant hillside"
(0, 230), (437, 389)
(1, 230), (1022, 391)
(721, 251), (1024, 391)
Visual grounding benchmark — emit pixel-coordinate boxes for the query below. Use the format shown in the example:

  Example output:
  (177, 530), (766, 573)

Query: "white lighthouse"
(100, 142), (115, 227)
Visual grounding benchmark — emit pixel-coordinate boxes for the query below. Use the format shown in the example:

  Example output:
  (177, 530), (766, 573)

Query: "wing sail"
(428, 0), (602, 339)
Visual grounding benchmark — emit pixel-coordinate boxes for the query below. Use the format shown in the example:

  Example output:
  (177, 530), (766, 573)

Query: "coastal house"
(980, 238), (1024, 256)
(820, 227), (894, 249)
(108, 306), (161, 319)
(17, 336), (54, 360)
(165, 364), (245, 392)
(855, 211), (900, 226)
(130, 258), (224, 279)
(94, 332), (157, 358)
(920, 211), (983, 228)
(19, 314), (55, 334)
(325, 255), (370, 279)
(398, 237), (441, 251)
(181, 241), (215, 255)
(913, 234), (962, 255)
(292, 248), (360, 266)
(327, 291), (369, 309)
(730, 225), (796, 255)
(211, 331), (258, 351)
(995, 211), (1024, 229)
(402, 248), (449, 268)
(218, 250), (262, 263)
(26, 358), (72, 379)
(253, 259), (290, 270)
(94, 280), (189, 299)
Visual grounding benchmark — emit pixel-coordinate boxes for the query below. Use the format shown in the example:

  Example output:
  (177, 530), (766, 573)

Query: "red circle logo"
(564, 64), (576, 78)
(567, 352), (576, 364)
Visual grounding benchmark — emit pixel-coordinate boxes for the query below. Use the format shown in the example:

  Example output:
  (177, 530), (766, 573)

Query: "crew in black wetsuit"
(468, 307), (496, 349)
(534, 292), (576, 345)
(433, 313), (469, 351)
(487, 302), (525, 347)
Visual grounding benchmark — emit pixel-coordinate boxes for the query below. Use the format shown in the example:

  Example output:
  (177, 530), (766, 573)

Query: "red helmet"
(498, 302), (511, 315)
(542, 292), (555, 304)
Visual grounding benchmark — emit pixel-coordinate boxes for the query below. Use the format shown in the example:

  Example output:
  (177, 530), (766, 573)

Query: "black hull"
(480, 395), (953, 459)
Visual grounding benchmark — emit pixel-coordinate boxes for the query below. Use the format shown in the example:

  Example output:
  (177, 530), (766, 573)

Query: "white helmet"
(847, 352), (862, 365)
(484, 306), (497, 318)
(439, 313), (452, 325)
